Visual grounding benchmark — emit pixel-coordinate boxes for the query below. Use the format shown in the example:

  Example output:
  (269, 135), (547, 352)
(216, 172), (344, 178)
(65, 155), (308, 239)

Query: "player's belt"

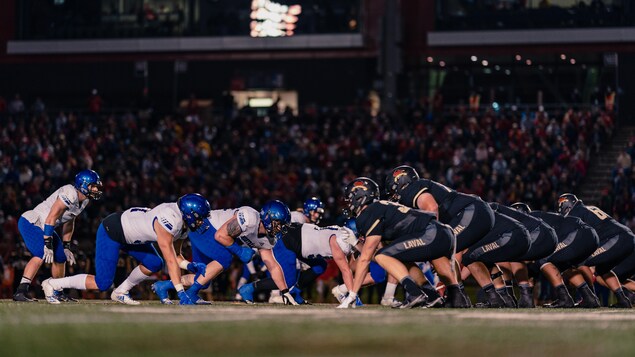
(102, 212), (126, 244)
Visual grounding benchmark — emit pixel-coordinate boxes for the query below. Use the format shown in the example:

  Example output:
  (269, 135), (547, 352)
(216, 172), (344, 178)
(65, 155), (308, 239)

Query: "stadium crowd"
(0, 97), (616, 302)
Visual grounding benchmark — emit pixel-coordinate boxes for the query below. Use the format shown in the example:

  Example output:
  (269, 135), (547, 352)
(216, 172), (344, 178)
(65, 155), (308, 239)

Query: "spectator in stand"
(8, 94), (25, 115)
(88, 89), (103, 114)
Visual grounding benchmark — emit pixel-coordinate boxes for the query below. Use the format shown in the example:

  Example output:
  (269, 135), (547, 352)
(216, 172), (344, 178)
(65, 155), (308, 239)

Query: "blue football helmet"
(74, 169), (103, 200)
(343, 218), (358, 238)
(260, 200), (291, 240)
(177, 193), (211, 234)
(303, 197), (325, 223)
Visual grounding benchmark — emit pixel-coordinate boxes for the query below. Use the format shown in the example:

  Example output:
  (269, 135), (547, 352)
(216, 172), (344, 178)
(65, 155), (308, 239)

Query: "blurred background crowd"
(0, 95), (621, 303)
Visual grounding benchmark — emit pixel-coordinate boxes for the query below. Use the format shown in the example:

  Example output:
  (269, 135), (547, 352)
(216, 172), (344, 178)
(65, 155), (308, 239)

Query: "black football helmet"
(511, 202), (531, 214)
(384, 165), (420, 201)
(557, 193), (579, 216)
(343, 177), (380, 217)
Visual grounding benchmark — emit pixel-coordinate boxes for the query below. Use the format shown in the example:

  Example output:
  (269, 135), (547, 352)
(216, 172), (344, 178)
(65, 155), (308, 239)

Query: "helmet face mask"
(557, 193), (579, 216)
(178, 193), (212, 234)
(75, 170), (103, 201)
(385, 165), (419, 202)
(344, 177), (380, 217)
(260, 200), (291, 241)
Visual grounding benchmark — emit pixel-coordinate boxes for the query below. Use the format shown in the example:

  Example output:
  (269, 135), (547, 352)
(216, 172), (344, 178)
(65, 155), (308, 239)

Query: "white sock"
(383, 282), (398, 299)
(49, 274), (88, 290)
(20, 277), (32, 285)
(336, 284), (348, 294)
(246, 261), (256, 275)
(237, 277), (247, 289)
(114, 266), (149, 293)
(270, 289), (280, 297)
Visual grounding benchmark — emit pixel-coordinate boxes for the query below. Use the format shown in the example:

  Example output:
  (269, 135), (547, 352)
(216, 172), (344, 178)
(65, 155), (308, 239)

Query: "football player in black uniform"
(523, 203), (600, 308)
(488, 202), (558, 308)
(386, 165), (521, 308)
(337, 177), (469, 309)
(558, 193), (635, 308)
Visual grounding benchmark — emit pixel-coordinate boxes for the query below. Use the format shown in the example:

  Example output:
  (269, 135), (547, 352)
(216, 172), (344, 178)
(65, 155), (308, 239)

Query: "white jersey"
(300, 224), (355, 259)
(22, 184), (89, 229)
(208, 206), (272, 249)
(291, 211), (309, 224)
(120, 203), (188, 244)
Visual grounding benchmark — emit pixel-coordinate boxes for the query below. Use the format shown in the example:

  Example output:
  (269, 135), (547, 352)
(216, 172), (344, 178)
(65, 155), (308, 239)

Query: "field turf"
(1, 300), (635, 356)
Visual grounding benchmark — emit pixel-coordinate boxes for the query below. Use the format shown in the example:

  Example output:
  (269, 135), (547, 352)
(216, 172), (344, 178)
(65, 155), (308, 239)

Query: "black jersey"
(398, 179), (476, 222)
(568, 203), (630, 239)
(356, 200), (435, 242)
(530, 211), (586, 237)
(489, 203), (542, 232)
(281, 222), (303, 256)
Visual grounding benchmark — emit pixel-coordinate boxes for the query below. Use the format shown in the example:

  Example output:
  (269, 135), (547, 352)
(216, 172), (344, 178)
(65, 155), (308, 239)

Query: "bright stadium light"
(515, 54), (522, 61)
(470, 56), (478, 62)
(481, 60), (488, 66)
(250, 0), (302, 37)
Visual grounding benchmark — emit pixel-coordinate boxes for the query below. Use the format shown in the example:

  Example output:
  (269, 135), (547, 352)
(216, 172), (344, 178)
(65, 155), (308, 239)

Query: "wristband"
(44, 224), (55, 237)
(175, 284), (185, 292)
(179, 260), (190, 270)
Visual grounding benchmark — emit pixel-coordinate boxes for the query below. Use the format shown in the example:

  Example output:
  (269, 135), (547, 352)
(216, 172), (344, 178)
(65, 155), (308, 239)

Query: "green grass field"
(1, 300), (635, 356)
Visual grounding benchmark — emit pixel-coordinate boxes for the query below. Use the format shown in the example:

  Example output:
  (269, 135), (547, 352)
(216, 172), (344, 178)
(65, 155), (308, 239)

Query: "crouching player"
(152, 204), (262, 304)
(338, 177), (466, 309)
(239, 218), (359, 304)
(43, 193), (211, 305)
(14, 169), (103, 302)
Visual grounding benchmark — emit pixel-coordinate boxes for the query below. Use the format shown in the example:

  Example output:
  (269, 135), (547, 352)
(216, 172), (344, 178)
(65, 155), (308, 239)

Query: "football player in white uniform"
(42, 193), (211, 305)
(151, 205), (259, 304)
(14, 170), (103, 302)
(290, 197), (325, 224)
(238, 219), (359, 304)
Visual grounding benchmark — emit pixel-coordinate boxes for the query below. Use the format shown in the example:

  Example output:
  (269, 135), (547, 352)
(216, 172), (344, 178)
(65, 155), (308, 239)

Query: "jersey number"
(378, 200), (411, 214)
(587, 206), (610, 220)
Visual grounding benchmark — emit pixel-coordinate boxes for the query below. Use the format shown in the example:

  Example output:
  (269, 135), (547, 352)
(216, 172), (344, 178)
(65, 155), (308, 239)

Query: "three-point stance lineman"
(43, 193), (211, 305)
(338, 177), (466, 309)
(14, 169), (103, 302)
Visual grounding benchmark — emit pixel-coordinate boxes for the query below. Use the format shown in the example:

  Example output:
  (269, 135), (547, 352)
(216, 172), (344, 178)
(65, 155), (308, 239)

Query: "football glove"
(281, 289), (299, 305)
(63, 241), (76, 266)
(43, 237), (54, 264)
(337, 292), (357, 309)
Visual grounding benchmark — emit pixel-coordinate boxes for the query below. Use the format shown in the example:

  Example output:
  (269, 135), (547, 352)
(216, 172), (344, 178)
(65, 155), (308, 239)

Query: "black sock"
(555, 284), (569, 300)
(253, 278), (277, 292)
(518, 283), (532, 296)
(505, 280), (515, 299)
(576, 282), (596, 300)
(421, 282), (440, 299)
(17, 283), (30, 293)
(400, 277), (424, 297)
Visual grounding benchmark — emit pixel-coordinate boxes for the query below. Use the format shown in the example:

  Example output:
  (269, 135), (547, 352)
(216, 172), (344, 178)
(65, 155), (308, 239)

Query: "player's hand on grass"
(337, 292), (357, 309)
(281, 289), (299, 305)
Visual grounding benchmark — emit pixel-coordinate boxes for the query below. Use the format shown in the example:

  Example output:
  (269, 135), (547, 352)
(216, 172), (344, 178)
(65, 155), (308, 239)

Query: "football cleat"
(624, 288), (635, 304)
(42, 278), (61, 305)
(151, 281), (173, 305)
(268, 290), (284, 304)
(111, 290), (141, 305)
(610, 291), (633, 309)
(517, 294), (535, 308)
(190, 296), (212, 305)
(332, 286), (347, 303)
(399, 293), (428, 309)
(575, 297), (601, 309)
(55, 291), (78, 303)
(380, 297), (403, 308)
(543, 299), (574, 308)
(238, 283), (255, 304)
(422, 296), (446, 308)
(13, 291), (37, 303)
